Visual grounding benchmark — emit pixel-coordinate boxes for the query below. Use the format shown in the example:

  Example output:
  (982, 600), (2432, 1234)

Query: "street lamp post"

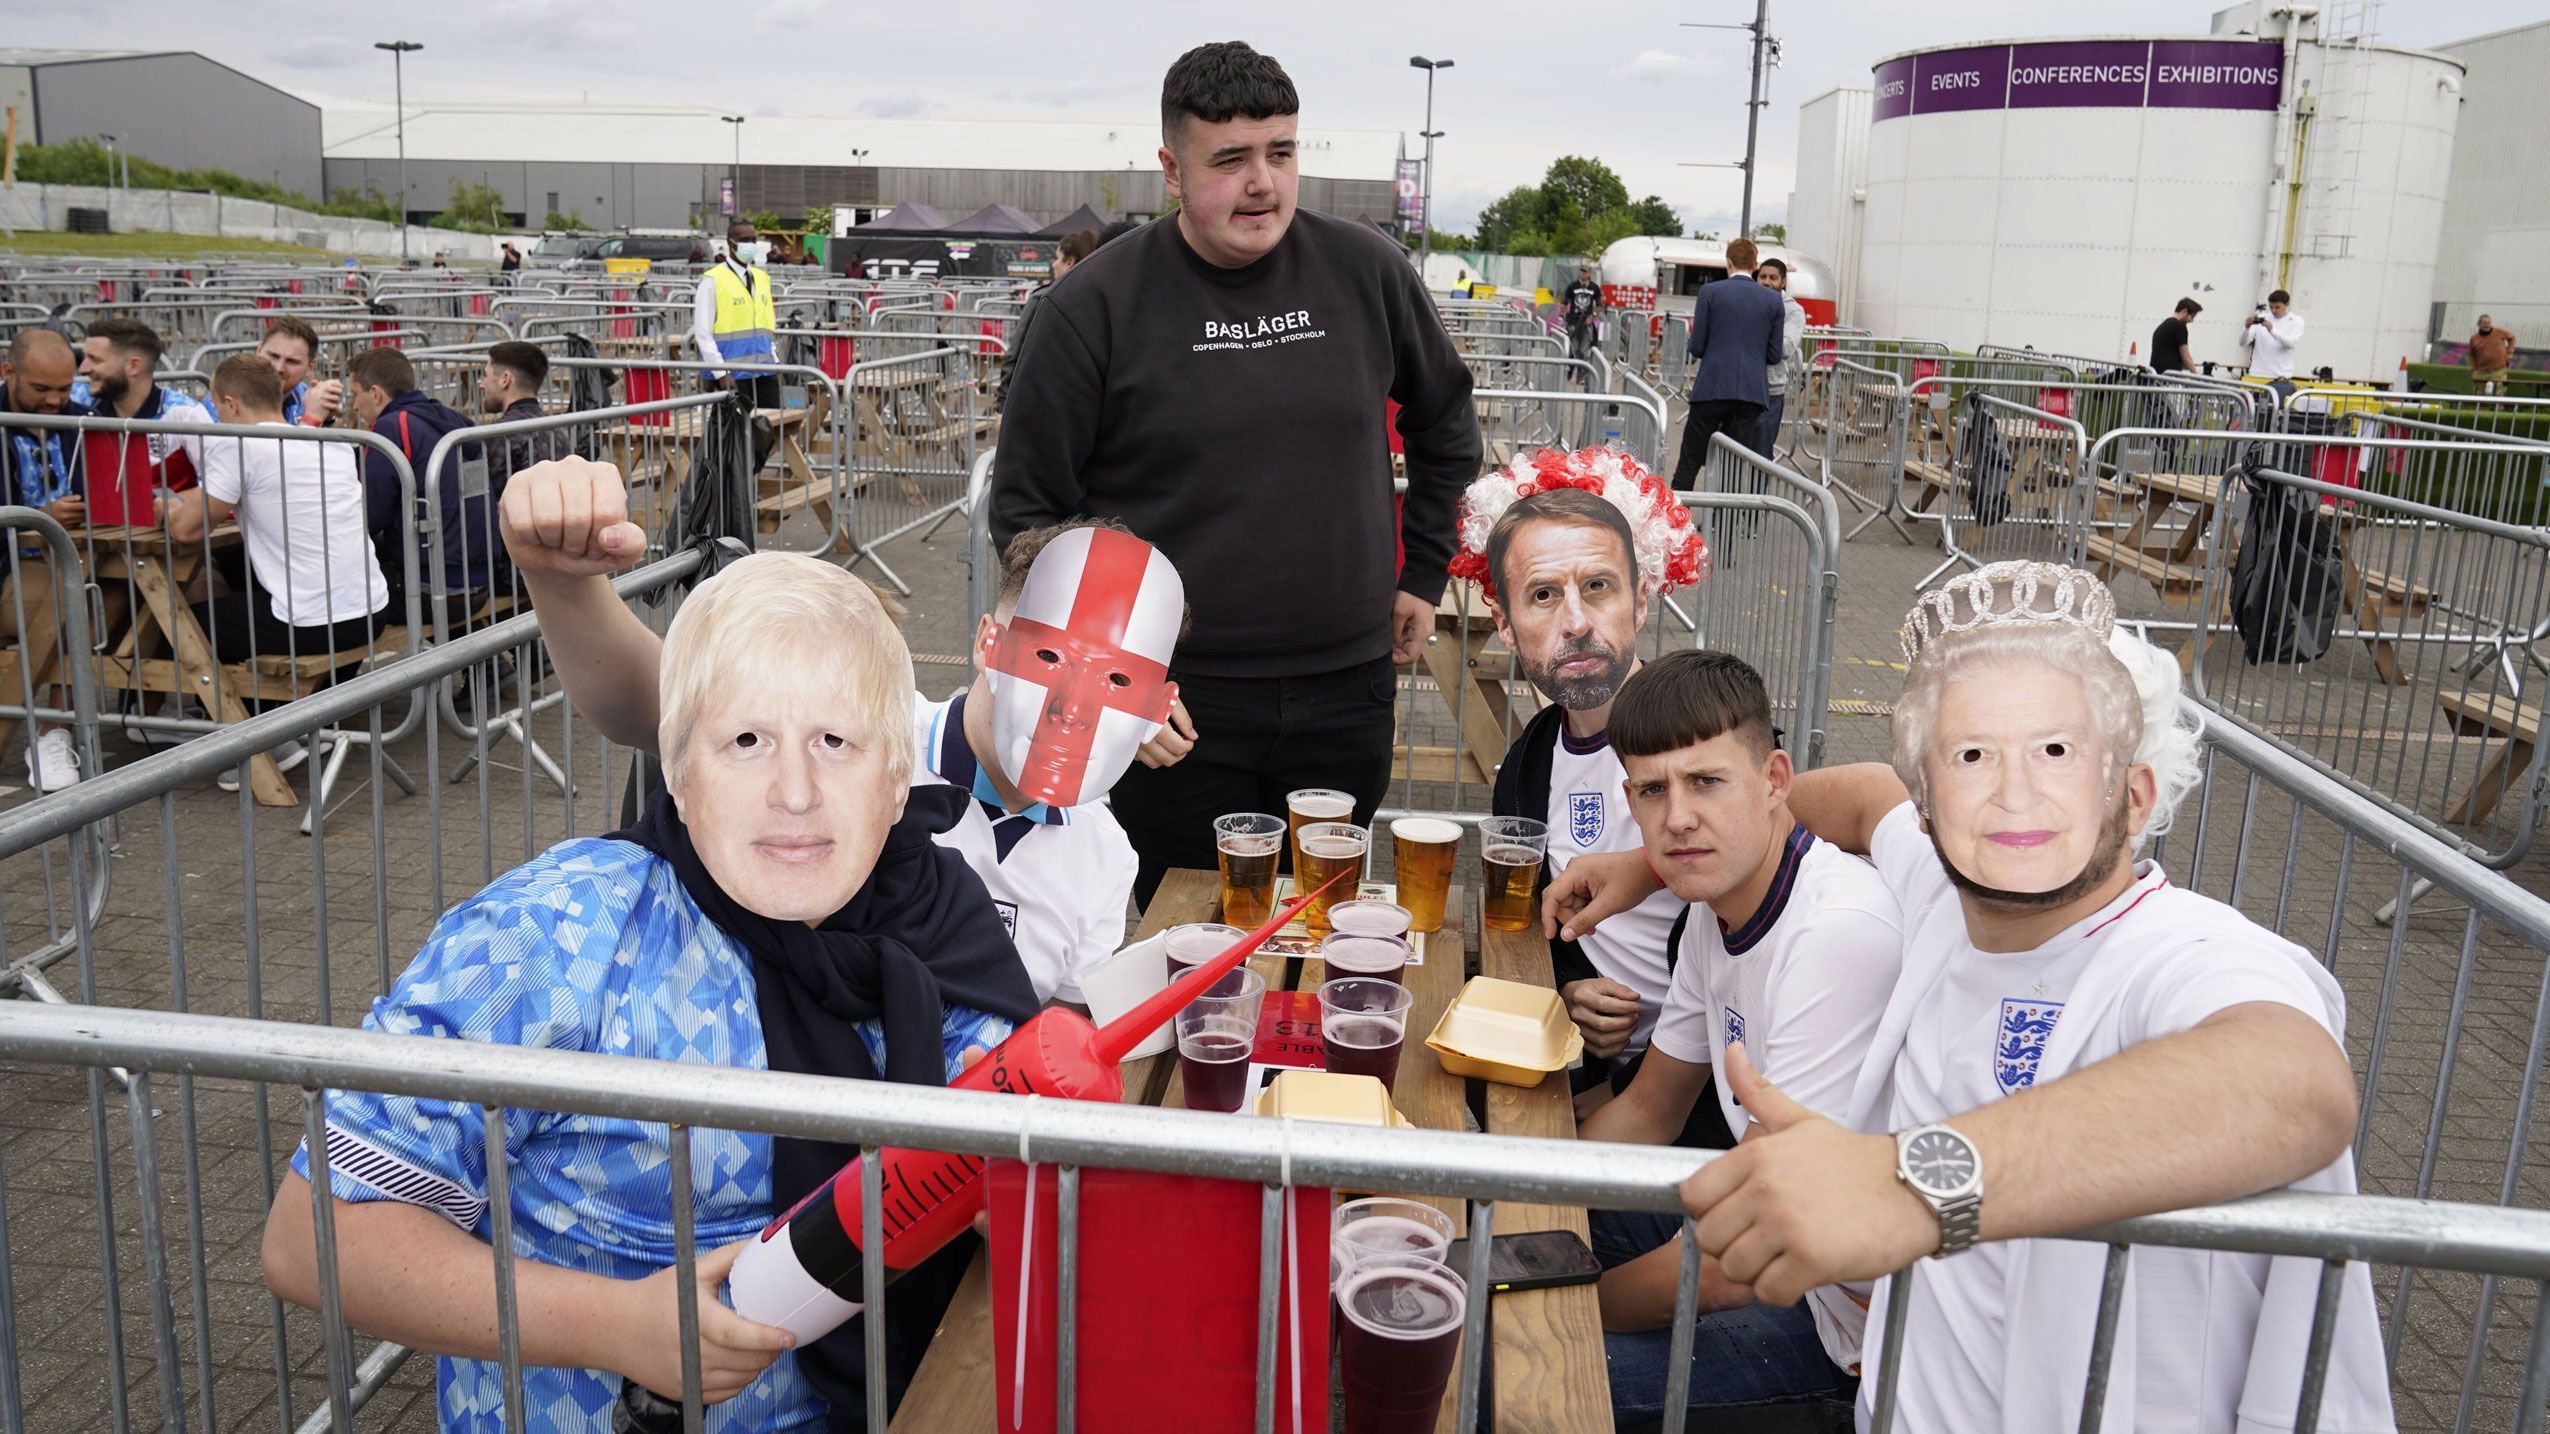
(722, 115), (746, 221)
(1409, 57), (1453, 271)
(374, 41), (423, 261)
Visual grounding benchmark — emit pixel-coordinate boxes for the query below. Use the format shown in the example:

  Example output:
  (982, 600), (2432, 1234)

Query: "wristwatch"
(1894, 1123), (1984, 1257)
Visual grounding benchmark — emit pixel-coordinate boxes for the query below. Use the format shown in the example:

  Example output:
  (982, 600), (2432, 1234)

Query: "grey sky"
(8, 0), (2533, 238)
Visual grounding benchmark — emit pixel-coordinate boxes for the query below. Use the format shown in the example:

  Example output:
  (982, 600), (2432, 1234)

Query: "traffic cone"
(2392, 356), (2410, 393)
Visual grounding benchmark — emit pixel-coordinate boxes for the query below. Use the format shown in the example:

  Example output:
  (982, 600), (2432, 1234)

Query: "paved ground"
(1, 400), (2545, 1431)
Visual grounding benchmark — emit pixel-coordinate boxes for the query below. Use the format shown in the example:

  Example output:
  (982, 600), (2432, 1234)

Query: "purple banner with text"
(1874, 38), (2283, 120)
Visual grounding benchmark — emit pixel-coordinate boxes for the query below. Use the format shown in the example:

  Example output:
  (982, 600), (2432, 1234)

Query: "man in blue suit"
(1668, 237), (1788, 491)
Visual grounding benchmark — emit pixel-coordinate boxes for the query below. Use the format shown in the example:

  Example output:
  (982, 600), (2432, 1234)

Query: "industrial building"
(0, 49), (324, 198)
(315, 96), (1405, 234)
(1784, 4), (2475, 379)
(2431, 18), (2549, 356)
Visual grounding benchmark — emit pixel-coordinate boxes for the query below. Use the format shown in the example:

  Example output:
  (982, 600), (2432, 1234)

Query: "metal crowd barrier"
(1681, 434), (1844, 770)
(2142, 451), (2550, 875)
(1473, 386), (1668, 475)
(0, 508), (109, 1015)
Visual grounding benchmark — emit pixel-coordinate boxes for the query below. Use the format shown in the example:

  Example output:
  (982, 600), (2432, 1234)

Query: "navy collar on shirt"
(1720, 824), (1814, 955)
(934, 692), (1066, 859)
(1558, 722), (1610, 757)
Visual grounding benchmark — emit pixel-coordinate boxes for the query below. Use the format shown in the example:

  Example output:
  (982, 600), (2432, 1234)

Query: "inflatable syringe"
(724, 866), (1351, 1341)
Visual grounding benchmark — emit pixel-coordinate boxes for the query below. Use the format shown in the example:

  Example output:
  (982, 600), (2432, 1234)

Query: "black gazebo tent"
(1034, 204), (1114, 238)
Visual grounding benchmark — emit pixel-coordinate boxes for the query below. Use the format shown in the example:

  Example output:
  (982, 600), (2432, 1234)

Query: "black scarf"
(616, 781), (1040, 1428)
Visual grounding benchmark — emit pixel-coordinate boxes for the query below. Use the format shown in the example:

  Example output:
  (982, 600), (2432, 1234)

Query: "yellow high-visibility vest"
(705, 261), (776, 366)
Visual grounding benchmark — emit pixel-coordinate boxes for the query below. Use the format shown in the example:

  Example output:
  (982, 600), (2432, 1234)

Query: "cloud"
(1623, 49), (1716, 79)
(754, 102), (786, 118)
(264, 37), (364, 70)
(857, 92), (931, 119)
(753, 0), (821, 33)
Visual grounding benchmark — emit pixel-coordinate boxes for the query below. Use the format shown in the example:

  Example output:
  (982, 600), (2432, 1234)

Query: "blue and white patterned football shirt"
(293, 837), (1016, 1433)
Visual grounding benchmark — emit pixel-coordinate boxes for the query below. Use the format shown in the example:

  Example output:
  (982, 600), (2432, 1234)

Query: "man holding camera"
(2240, 289), (2305, 401)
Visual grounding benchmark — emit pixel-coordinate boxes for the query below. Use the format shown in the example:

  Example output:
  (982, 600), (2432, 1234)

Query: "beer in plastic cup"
(1286, 787), (1354, 874)
(1165, 922), (1247, 995)
(1319, 930), (1410, 985)
(1388, 817), (1461, 933)
(1214, 813), (1284, 928)
(1175, 967), (1265, 1113)
(1478, 817), (1548, 933)
(1336, 1262), (1467, 1434)
(1319, 977), (1414, 1089)
(1295, 821), (1369, 937)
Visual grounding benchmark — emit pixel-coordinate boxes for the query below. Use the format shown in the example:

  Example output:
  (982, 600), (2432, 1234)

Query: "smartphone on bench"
(1441, 1229), (1601, 1294)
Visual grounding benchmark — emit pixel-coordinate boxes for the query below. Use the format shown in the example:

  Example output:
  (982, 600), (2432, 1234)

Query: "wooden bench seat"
(2436, 689), (2543, 828)
(2081, 533), (2206, 602)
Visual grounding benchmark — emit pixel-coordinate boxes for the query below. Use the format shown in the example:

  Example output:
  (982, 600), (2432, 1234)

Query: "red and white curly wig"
(1447, 446), (1709, 604)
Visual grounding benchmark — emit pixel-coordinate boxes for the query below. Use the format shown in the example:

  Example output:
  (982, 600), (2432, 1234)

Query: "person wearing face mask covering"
(694, 219), (781, 409)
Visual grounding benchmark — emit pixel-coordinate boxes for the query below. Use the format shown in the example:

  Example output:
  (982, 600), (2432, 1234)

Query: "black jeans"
(1672, 399), (1767, 490)
(195, 583), (387, 700)
(1109, 653), (1398, 906)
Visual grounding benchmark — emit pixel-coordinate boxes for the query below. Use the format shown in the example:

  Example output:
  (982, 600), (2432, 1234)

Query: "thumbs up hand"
(1676, 1042), (1944, 1306)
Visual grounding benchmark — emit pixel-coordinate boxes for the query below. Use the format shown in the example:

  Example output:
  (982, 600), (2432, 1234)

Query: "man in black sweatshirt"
(990, 41), (1480, 902)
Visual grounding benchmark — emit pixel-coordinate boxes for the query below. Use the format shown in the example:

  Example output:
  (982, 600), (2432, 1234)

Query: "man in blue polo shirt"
(914, 518), (1188, 1006)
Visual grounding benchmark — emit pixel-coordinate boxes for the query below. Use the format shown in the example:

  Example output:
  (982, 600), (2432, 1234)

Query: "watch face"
(1903, 1128), (1979, 1197)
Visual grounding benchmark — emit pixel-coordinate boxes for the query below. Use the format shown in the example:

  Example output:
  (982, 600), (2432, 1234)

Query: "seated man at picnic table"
(0, 327), (93, 790)
(1549, 561), (2391, 1432)
(1569, 649), (1902, 1424)
(493, 461), (1193, 1012)
(162, 358), (391, 784)
(1454, 447), (1710, 1121)
(261, 548), (1043, 1432)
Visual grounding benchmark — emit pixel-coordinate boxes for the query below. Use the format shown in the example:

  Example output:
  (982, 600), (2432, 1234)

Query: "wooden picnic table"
(1399, 580), (1539, 791)
(2085, 468), (2432, 684)
(0, 525), (301, 805)
(895, 867), (1612, 1432)
(590, 405), (825, 535)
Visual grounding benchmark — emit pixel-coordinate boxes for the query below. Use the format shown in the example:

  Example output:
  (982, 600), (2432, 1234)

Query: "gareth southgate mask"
(983, 527), (1183, 808)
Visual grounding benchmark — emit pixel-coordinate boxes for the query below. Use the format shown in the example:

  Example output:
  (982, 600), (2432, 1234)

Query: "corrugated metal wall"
(30, 53), (324, 199)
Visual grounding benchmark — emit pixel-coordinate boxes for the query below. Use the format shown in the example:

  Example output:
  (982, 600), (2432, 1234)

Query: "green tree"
(1584, 206), (1646, 254)
(438, 178), (508, 233)
(1624, 196), (1683, 237)
(543, 208), (590, 231)
(744, 209), (787, 234)
(11, 137), (399, 222)
(1474, 185), (1546, 252)
(1752, 221), (1787, 244)
(1538, 157), (1630, 229)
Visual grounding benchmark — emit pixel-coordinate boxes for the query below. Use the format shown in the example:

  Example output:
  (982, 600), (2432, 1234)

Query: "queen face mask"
(983, 527), (1183, 808)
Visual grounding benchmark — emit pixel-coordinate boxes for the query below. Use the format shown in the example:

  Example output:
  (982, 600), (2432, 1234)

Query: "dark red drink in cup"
(1320, 932), (1409, 985)
(1166, 922), (1247, 994)
(1174, 967), (1265, 1113)
(1318, 977), (1414, 1091)
(1323, 1014), (1405, 1087)
(1177, 1021), (1255, 1112)
(1337, 1263), (1467, 1434)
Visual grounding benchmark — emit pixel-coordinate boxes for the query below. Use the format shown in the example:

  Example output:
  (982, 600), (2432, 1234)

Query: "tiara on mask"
(1898, 561), (2117, 661)
(1447, 446), (1708, 603)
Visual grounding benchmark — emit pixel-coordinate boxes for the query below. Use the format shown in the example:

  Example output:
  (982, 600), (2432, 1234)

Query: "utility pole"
(1679, 5), (1778, 238)
(374, 41), (423, 261)
(1409, 57), (1453, 269)
(723, 115), (746, 220)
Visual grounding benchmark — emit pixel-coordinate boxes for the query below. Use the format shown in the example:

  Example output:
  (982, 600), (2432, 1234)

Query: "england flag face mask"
(983, 527), (1183, 808)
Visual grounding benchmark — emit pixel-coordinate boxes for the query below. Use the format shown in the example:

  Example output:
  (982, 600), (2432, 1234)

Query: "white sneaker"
(25, 728), (80, 792)
(216, 740), (307, 793)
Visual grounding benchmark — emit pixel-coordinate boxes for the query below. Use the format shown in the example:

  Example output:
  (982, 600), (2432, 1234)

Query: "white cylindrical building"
(1852, 6), (2462, 380)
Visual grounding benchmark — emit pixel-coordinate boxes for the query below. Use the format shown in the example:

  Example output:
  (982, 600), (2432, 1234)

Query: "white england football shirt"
(1649, 824), (1903, 1369)
(1546, 726), (1685, 1048)
(1859, 801), (2340, 1432)
(910, 691), (1137, 1005)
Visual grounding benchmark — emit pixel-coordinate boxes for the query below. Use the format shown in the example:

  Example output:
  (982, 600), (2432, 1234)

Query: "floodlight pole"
(1409, 57), (1453, 269)
(723, 115), (746, 220)
(1682, 4), (1775, 238)
(374, 41), (423, 261)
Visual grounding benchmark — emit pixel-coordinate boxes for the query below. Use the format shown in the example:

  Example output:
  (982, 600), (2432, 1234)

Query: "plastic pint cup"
(1295, 822), (1369, 937)
(1176, 967), (1266, 1113)
(1164, 922), (1248, 996)
(1336, 1262), (1467, 1434)
(1214, 812), (1284, 928)
(1389, 817), (1461, 933)
(1478, 816), (1548, 934)
(1287, 787), (1355, 872)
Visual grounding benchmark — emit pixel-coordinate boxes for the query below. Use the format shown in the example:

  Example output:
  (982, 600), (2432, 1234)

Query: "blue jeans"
(1588, 1208), (1853, 1426)
(1748, 392), (1787, 463)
